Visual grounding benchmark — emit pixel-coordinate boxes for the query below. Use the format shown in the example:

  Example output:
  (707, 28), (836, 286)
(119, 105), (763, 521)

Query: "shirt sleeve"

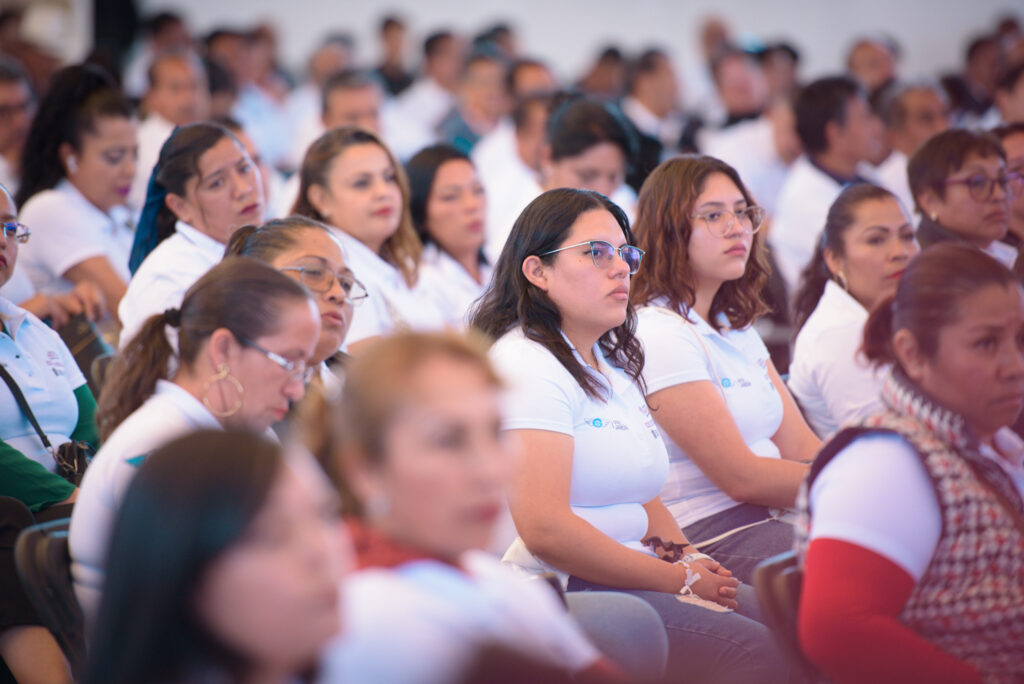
(0, 439), (75, 511)
(636, 310), (713, 394)
(491, 339), (576, 436)
(811, 325), (885, 430)
(71, 384), (99, 448)
(20, 193), (110, 281)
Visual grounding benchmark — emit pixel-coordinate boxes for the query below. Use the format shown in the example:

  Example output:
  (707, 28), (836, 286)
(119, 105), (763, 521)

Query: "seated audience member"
(0, 182), (96, 684)
(284, 35), (352, 160)
(576, 46), (627, 101)
(226, 217), (367, 373)
(396, 31), (464, 135)
(70, 258), (320, 619)
(121, 11), (192, 100)
(873, 82), (950, 212)
(406, 145), (490, 325)
(941, 33), (1005, 127)
(374, 15), (414, 96)
(15, 63), (137, 323)
(770, 76), (883, 293)
(292, 127), (444, 353)
(995, 60), (1024, 125)
(709, 47), (768, 128)
(798, 243), (1024, 684)
(484, 94), (638, 262)
(756, 41), (800, 103)
(120, 123), (264, 345)
(992, 122), (1024, 246)
(84, 430), (346, 684)
(213, 115), (284, 221)
(846, 36), (899, 97)
(127, 49), (210, 210)
(631, 156), (820, 582)
(789, 183), (918, 438)
(472, 188), (788, 682)
(909, 128), (1022, 267)
(0, 55), (34, 195)
(438, 51), (509, 154)
(320, 331), (640, 683)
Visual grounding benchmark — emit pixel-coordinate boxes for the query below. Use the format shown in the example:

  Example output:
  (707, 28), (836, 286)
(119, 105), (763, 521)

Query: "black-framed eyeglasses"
(944, 171), (1024, 202)
(236, 335), (315, 384)
(279, 265), (369, 305)
(1, 221), (30, 244)
(539, 240), (645, 275)
(691, 206), (767, 237)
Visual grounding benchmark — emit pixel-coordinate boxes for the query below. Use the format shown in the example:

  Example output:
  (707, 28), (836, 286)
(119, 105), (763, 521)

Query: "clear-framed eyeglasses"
(1, 221), (30, 244)
(236, 335), (315, 384)
(279, 265), (369, 305)
(691, 206), (767, 237)
(539, 240), (645, 275)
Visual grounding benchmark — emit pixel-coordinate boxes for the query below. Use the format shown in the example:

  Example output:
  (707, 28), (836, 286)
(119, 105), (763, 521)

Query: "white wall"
(140, 0), (1019, 86)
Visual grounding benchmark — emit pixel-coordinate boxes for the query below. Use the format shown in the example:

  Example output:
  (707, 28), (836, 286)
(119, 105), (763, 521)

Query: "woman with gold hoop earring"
(69, 256), (321, 620)
(790, 182), (919, 439)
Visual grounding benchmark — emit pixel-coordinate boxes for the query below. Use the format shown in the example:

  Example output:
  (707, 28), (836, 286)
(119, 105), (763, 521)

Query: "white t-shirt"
(332, 229), (446, 349)
(416, 244), (492, 327)
(321, 551), (600, 684)
(0, 297), (87, 471)
(490, 328), (669, 562)
(789, 280), (886, 438)
(128, 112), (175, 212)
(118, 221), (225, 347)
(395, 77), (455, 137)
(636, 304), (783, 527)
(17, 180), (134, 295)
(874, 150), (915, 217)
(69, 380), (222, 621)
(808, 428), (1024, 580)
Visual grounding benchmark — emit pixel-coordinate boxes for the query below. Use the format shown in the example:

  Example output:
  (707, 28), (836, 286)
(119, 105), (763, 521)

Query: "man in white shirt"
(770, 76), (882, 293)
(995, 62), (1024, 125)
(874, 82), (950, 215)
(0, 56), (33, 197)
(282, 36), (353, 170)
(395, 31), (464, 137)
(128, 49), (210, 211)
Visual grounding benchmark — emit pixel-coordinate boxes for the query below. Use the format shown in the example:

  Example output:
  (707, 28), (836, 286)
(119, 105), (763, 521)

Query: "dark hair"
(84, 430), (283, 684)
(292, 126), (422, 286)
(224, 216), (333, 261)
(506, 58), (550, 96)
(145, 48), (203, 90)
(757, 42), (800, 65)
(320, 68), (378, 114)
(863, 243), (1018, 368)
(997, 60), (1024, 94)
(793, 75), (862, 155)
(630, 155), (770, 331)
(424, 31), (454, 60)
(965, 34), (999, 64)
(129, 122), (242, 273)
(710, 46), (759, 84)
(145, 11), (184, 38)
(470, 188), (645, 400)
(203, 57), (236, 97)
(96, 257), (310, 439)
(992, 121), (1024, 141)
(379, 14), (404, 34)
(15, 63), (134, 206)
(547, 95), (637, 164)
(625, 48), (668, 96)
(792, 183), (900, 334)
(907, 128), (1005, 214)
(405, 143), (472, 245)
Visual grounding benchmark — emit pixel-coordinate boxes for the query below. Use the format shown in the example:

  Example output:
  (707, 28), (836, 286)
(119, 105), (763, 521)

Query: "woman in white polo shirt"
(15, 64), (137, 322)
(472, 188), (787, 683)
(789, 183), (918, 438)
(69, 257), (320, 621)
(292, 127), (444, 354)
(118, 122), (264, 346)
(631, 156), (821, 584)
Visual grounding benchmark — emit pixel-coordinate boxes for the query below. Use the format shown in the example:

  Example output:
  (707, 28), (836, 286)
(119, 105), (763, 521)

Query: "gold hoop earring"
(202, 363), (244, 418)
(836, 270), (849, 291)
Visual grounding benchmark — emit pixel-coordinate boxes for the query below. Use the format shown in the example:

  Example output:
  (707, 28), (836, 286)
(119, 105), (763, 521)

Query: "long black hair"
(83, 430), (282, 684)
(15, 63), (133, 207)
(470, 187), (645, 400)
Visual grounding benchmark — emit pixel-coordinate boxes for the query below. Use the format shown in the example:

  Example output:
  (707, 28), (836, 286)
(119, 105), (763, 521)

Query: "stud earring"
(66, 156), (78, 174)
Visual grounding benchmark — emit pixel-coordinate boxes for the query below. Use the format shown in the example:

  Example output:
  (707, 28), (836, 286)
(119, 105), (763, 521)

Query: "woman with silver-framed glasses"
(70, 257), (320, 621)
(472, 187), (788, 683)
(631, 155), (821, 585)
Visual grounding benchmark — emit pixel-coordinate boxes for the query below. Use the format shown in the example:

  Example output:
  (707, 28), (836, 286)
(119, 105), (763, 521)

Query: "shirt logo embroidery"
(586, 418), (629, 431)
(45, 351), (65, 377)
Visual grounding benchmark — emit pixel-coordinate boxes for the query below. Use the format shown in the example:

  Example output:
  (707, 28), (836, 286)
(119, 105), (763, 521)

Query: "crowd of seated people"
(0, 8), (1022, 684)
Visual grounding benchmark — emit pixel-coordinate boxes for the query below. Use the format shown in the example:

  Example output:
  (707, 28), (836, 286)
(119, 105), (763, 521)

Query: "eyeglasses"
(944, 172), (1024, 202)
(691, 206), (767, 237)
(279, 265), (369, 305)
(539, 240), (645, 275)
(236, 335), (315, 384)
(1, 222), (30, 243)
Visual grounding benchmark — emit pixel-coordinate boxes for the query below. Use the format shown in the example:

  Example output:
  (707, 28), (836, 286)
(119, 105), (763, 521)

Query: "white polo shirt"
(789, 281), (886, 438)
(17, 180), (134, 294)
(118, 221), (225, 347)
(69, 380), (222, 621)
(0, 297), (87, 471)
(636, 304), (783, 527)
(416, 244), (492, 327)
(874, 150), (915, 217)
(332, 229), (446, 349)
(490, 327), (668, 561)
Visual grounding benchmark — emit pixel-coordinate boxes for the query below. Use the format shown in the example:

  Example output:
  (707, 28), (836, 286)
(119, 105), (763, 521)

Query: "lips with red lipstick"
(372, 206), (395, 218)
(466, 220), (484, 235)
(886, 269), (905, 280)
(240, 202), (262, 217)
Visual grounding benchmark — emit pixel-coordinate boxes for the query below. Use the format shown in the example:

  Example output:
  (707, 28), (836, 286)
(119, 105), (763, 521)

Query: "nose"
(1003, 340), (1024, 382)
(284, 372), (307, 401)
(609, 249), (631, 277)
(232, 169), (255, 198)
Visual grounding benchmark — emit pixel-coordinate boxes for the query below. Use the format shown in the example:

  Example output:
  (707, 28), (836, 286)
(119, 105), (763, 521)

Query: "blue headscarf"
(128, 171), (169, 275)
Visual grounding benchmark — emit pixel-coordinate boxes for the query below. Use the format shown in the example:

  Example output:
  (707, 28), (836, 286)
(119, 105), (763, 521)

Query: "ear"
(164, 192), (194, 224)
(58, 142), (75, 176)
(205, 327), (239, 369)
(521, 254), (549, 291)
(822, 246), (843, 278)
(307, 183), (331, 220)
(892, 328), (926, 382)
(916, 187), (942, 221)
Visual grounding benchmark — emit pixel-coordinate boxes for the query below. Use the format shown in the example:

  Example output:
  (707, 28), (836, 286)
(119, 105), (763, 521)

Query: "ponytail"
(860, 294), (896, 367)
(129, 173), (174, 274)
(791, 240), (831, 335)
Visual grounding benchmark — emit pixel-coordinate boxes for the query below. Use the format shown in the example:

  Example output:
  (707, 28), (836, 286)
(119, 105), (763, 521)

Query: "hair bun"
(163, 307), (182, 327)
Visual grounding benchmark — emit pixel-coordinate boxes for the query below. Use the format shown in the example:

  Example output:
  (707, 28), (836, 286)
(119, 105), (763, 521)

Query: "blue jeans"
(567, 578), (788, 683)
(566, 591), (668, 682)
(683, 503), (794, 585)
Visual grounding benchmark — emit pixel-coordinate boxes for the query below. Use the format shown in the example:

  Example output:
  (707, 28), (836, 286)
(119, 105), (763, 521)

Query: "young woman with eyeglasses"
(631, 156), (821, 585)
(472, 187), (788, 683)
(69, 257), (320, 620)
(909, 128), (1023, 268)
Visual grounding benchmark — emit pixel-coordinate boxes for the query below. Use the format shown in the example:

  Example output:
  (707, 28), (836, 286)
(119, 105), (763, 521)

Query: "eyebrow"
(695, 199), (748, 210)
(200, 155), (247, 183)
